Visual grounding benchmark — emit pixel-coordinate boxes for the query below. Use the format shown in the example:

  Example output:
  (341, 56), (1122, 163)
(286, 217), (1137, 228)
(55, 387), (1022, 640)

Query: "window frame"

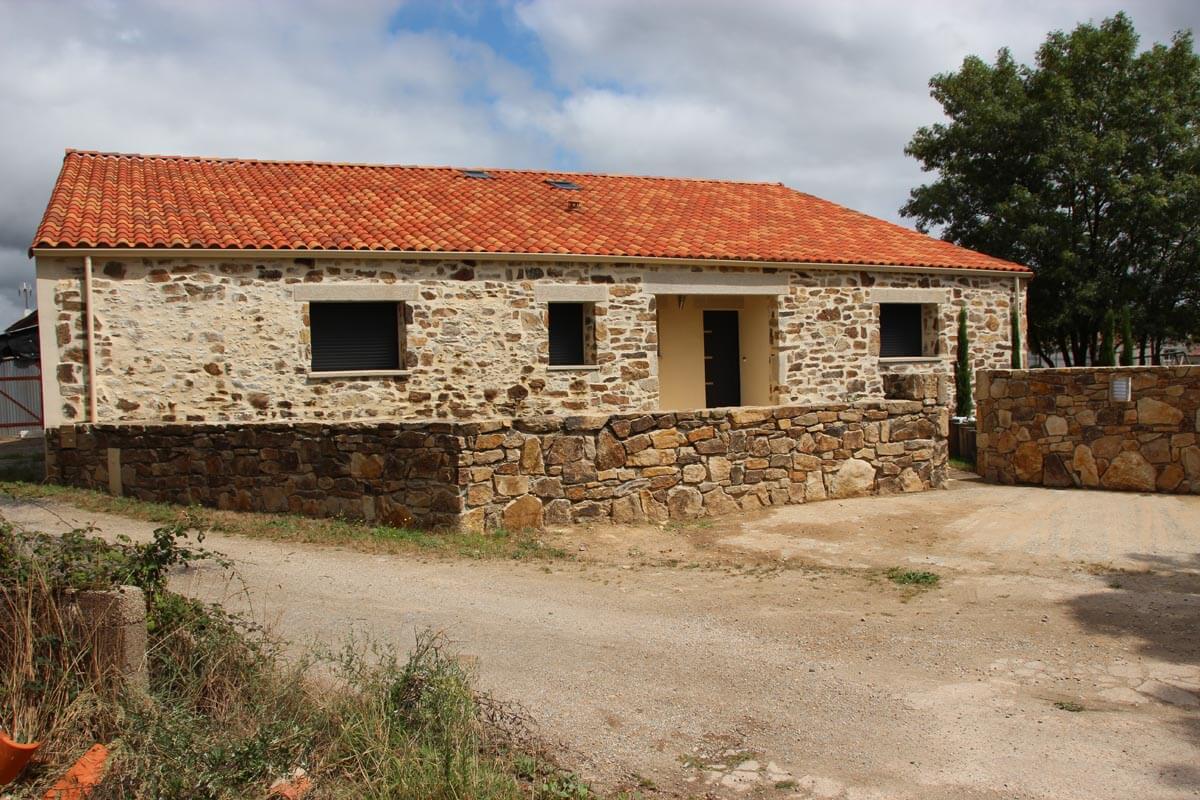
(878, 302), (940, 361)
(306, 300), (409, 378)
(547, 301), (597, 370)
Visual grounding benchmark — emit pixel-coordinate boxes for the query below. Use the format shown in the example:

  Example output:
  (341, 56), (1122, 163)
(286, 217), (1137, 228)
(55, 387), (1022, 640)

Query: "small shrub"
(0, 517), (222, 596)
(886, 568), (940, 587)
(1053, 700), (1084, 712)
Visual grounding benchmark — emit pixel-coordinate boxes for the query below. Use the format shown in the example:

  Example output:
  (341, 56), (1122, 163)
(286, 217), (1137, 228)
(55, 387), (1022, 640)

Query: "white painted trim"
(34, 258), (68, 428)
(532, 284), (609, 302)
(83, 255), (97, 423)
(878, 356), (946, 364)
(30, 247), (1033, 279)
(546, 364), (599, 372)
(871, 288), (951, 304)
(643, 271), (789, 295)
(307, 369), (411, 379)
(292, 284), (418, 302)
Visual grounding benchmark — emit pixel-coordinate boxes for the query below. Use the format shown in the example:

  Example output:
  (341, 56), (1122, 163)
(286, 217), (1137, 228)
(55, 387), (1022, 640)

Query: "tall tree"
(1119, 307), (1135, 366)
(956, 307), (973, 417)
(1100, 310), (1117, 366)
(903, 13), (1200, 365)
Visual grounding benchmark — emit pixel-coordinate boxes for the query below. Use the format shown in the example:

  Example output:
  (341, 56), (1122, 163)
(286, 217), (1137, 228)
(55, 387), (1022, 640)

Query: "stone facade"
(47, 399), (948, 530)
(976, 367), (1200, 494)
(38, 255), (1022, 424)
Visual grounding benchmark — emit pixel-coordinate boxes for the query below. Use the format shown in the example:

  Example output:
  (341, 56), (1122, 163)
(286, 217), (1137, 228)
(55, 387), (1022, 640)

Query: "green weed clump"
(0, 523), (589, 800)
(885, 567), (941, 587)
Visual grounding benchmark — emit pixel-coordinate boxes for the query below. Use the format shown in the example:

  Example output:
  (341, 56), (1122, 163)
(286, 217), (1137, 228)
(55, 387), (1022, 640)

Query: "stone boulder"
(502, 495), (543, 530)
(595, 429), (626, 470)
(1100, 451), (1156, 492)
(1044, 415), (1068, 436)
(828, 459), (876, 499)
(1137, 398), (1183, 427)
(1012, 441), (1044, 483)
(666, 485), (703, 519)
(1072, 445), (1099, 487)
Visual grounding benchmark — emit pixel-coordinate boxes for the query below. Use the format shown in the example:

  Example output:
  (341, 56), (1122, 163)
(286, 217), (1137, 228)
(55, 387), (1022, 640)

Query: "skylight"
(461, 169), (493, 179)
(545, 179), (581, 190)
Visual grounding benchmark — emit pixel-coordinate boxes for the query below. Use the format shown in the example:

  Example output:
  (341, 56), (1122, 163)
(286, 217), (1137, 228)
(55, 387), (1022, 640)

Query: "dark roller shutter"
(310, 302), (400, 372)
(879, 303), (923, 358)
(549, 303), (585, 365)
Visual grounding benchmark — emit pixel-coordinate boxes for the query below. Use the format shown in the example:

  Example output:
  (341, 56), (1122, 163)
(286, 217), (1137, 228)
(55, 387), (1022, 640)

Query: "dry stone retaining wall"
(46, 400), (948, 529)
(976, 367), (1200, 494)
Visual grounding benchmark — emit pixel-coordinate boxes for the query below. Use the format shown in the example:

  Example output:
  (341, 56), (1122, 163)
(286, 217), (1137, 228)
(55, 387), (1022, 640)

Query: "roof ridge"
(62, 149), (786, 188)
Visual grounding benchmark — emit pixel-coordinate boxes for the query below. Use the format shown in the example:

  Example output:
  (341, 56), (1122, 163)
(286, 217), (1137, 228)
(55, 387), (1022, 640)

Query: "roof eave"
(29, 246), (1032, 278)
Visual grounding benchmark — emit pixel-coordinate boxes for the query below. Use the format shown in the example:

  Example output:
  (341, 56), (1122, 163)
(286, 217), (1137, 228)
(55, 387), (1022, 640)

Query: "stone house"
(31, 150), (1030, 427)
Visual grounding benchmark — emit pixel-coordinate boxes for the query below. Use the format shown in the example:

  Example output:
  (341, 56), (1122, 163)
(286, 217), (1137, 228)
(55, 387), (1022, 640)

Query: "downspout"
(1013, 275), (1023, 369)
(84, 255), (97, 423)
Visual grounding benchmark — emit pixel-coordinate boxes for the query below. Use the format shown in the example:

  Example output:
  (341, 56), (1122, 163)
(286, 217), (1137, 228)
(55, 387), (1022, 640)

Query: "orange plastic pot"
(0, 730), (41, 786)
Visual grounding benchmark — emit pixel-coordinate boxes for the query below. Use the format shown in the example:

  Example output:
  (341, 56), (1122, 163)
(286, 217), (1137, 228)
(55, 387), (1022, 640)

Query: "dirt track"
(4, 475), (1199, 799)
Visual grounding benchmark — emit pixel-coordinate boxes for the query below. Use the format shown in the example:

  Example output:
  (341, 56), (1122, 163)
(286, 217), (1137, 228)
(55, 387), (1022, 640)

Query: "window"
(545, 179), (581, 190)
(879, 303), (924, 358)
(548, 302), (595, 366)
(310, 302), (403, 373)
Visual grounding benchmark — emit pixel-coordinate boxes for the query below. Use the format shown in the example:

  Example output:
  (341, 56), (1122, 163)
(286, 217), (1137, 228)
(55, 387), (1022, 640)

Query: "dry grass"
(0, 523), (595, 800)
(0, 481), (570, 561)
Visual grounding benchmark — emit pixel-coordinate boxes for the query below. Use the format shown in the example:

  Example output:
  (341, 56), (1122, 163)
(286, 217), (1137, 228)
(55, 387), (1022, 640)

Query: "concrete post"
(74, 585), (148, 693)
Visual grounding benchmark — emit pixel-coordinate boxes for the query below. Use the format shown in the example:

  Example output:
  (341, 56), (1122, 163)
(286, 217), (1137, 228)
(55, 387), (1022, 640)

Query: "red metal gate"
(0, 360), (43, 431)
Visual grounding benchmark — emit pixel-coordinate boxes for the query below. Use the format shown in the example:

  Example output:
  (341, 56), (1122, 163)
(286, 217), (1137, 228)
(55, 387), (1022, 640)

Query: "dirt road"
(4, 476), (1199, 799)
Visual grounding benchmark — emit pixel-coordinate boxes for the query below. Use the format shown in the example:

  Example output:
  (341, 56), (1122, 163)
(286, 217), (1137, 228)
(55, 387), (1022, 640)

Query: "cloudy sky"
(1, 0), (1197, 327)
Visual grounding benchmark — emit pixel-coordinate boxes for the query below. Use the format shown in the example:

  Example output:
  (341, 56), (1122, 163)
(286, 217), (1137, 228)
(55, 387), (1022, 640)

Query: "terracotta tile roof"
(31, 150), (1029, 273)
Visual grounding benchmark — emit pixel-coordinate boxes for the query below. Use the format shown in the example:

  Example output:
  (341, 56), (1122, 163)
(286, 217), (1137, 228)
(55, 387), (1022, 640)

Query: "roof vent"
(545, 179), (581, 190)
(461, 169), (493, 179)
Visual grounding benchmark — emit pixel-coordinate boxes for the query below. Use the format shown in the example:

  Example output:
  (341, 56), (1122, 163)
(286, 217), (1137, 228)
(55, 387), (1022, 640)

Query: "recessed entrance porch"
(655, 294), (775, 409)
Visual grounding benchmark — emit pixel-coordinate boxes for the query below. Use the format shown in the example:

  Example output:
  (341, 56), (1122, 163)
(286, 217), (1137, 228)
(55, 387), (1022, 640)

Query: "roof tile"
(30, 150), (1028, 273)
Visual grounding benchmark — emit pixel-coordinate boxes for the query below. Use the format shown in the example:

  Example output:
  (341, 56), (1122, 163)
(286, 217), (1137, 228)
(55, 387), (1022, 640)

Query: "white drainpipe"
(84, 255), (98, 423)
(1013, 275), (1023, 369)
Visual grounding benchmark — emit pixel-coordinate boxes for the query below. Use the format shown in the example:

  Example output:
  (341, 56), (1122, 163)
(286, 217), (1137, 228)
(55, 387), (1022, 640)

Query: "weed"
(1053, 700), (1085, 712)
(885, 567), (940, 587)
(0, 481), (571, 563)
(948, 456), (975, 472)
(0, 525), (593, 799)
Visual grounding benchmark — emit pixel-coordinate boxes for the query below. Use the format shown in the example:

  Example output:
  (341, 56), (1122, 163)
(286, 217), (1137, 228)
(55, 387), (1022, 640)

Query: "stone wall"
(46, 399), (948, 529)
(976, 367), (1200, 494)
(459, 401), (949, 529)
(38, 255), (1021, 425)
(47, 421), (465, 528)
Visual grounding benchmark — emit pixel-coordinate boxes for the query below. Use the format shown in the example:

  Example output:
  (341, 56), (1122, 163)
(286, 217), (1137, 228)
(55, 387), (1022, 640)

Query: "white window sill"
(878, 356), (946, 364)
(307, 369), (411, 379)
(547, 364), (599, 372)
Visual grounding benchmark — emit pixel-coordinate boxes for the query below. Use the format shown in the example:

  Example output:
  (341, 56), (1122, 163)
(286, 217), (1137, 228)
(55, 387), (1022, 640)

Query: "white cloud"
(516, 0), (1200, 218)
(0, 0), (1196, 330)
(0, 0), (553, 327)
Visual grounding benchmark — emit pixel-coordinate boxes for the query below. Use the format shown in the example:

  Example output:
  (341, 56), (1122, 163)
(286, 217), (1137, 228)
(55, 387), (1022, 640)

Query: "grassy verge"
(0, 522), (598, 799)
(0, 481), (569, 561)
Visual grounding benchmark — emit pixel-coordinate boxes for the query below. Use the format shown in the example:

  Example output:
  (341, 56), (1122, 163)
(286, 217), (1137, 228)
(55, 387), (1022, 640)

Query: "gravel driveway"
(4, 476), (1199, 799)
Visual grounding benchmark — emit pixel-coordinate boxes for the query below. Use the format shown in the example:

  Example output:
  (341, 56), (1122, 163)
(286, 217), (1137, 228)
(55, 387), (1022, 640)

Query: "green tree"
(1100, 310), (1117, 366)
(903, 13), (1200, 365)
(1119, 307), (1135, 365)
(955, 307), (973, 417)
